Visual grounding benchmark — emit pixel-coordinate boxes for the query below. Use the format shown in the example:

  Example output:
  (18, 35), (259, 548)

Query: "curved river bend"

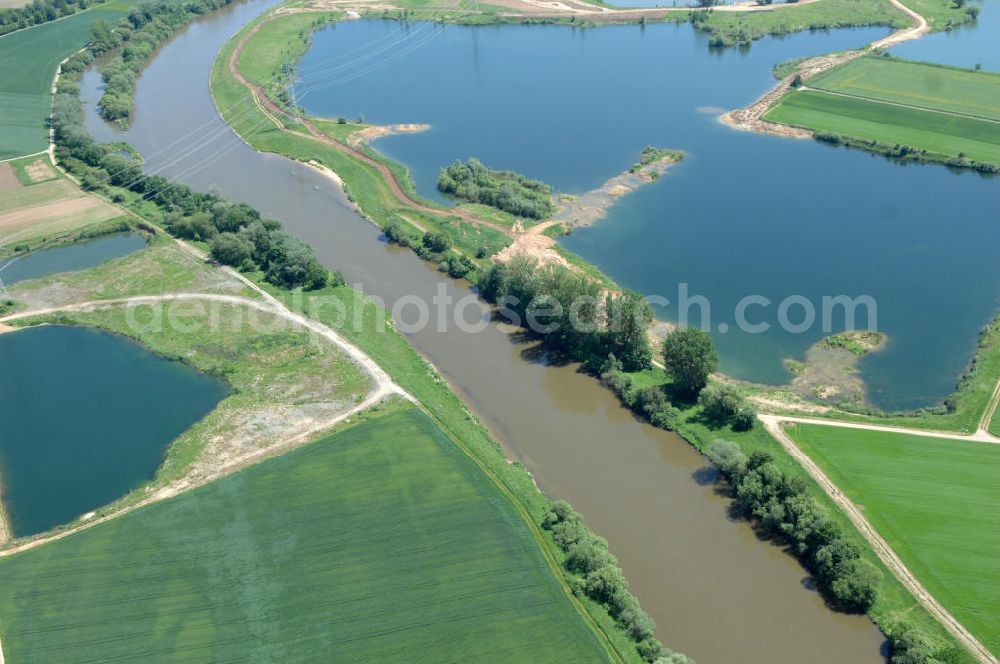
(80, 3), (886, 661)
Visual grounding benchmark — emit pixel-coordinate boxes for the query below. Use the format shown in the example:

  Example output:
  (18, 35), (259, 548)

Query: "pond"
(0, 233), (146, 287)
(0, 325), (228, 537)
(296, 19), (1000, 411)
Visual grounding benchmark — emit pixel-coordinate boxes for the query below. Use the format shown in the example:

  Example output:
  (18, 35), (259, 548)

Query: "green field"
(765, 88), (1000, 165)
(0, 407), (610, 663)
(788, 423), (1000, 656)
(809, 57), (1000, 121)
(0, 3), (137, 160)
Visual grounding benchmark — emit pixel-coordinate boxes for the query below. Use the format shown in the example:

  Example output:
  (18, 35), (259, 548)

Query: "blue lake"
(297, 20), (1000, 410)
(892, 0), (999, 71)
(0, 325), (228, 537)
(1, 233), (146, 286)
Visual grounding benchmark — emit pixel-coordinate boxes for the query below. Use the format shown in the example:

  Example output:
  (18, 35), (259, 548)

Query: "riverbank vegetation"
(479, 256), (654, 372)
(596, 328), (975, 662)
(765, 57), (1000, 172)
(0, 407), (615, 663)
(53, 45), (336, 290)
(438, 159), (555, 220)
(94, 0), (239, 123)
(543, 500), (692, 663)
(788, 424), (1000, 658)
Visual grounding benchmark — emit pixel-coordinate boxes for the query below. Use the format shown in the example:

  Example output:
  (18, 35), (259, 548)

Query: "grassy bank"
(0, 407), (614, 663)
(788, 424), (1000, 657)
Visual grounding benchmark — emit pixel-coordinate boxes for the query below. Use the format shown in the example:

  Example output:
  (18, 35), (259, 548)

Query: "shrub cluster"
(542, 501), (694, 664)
(705, 440), (881, 613)
(479, 256), (653, 371)
(815, 131), (1000, 174)
(92, 0), (237, 122)
(0, 0), (97, 36)
(886, 620), (961, 664)
(52, 45), (336, 291)
(383, 219), (475, 279)
(437, 159), (555, 220)
(601, 361), (683, 432)
(697, 383), (757, 431)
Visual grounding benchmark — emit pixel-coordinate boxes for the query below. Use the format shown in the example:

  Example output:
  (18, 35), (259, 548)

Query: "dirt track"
(760, 414), (999, 664)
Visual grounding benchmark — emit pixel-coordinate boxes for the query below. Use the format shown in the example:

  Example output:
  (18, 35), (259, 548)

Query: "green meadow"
(808, 57), (1000, 121)
(765, 88), (1000, 164)
(788, 423), (1000, 656)
(0, 407), (611, 663)
(0, 2), (138, 160)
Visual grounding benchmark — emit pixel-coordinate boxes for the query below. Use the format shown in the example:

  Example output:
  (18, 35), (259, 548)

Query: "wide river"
(79, 2), (898, 660)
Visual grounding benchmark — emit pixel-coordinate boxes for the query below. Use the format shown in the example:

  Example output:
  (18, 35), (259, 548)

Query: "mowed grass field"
(0, 407), (610, 663)
(765, 89), (1000, 164)
(808, 57), (1000, 121)
(787, 423), (1000, 656)
(765, 57), (1000, 166)
(0, 2), (139, 160)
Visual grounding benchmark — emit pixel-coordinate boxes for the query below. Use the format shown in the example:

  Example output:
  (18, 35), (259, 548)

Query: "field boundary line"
(802, 85), (1000, 124)
(415, 401), (627, 664)
(761, 414), (999, 664)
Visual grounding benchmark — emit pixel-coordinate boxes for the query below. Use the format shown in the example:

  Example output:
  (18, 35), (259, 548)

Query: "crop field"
(0, 168), (122, 248)
(0, 2), (140, 160)
(0, 407), (609, 663)
(787, 423), (1000, 656)
(808, 57), (1000, 121)
(765, 89), (1000, 164)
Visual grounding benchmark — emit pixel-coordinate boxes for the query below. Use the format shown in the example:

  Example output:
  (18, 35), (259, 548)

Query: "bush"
(704, 442), (880, 612)
(732, 405), (757, 431)
(438, 159), (555, 220)
(697, 382), (744, 421)
(210, 232), (253, 268)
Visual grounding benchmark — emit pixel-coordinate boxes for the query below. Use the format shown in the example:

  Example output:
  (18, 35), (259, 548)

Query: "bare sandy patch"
(0, 323), (15, 335)
(347, 123), (430, 148)
(24, 159), (56, 183)
(0, 164), (20, 192)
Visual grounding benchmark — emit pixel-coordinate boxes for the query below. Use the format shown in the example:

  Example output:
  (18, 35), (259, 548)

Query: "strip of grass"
(765, 88), (1000, 165)
(808, 56), (1000, 122)
(787, 423), (1000, 657)
(0, 407), (612, 663)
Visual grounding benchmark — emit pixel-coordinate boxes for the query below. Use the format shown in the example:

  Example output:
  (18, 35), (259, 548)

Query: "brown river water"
(79, 1), (886, 660)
